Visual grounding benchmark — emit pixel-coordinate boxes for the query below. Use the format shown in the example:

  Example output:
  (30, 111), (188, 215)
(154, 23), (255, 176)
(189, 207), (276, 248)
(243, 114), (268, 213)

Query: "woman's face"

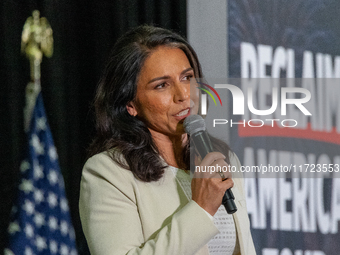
(127, 46), (199, 137)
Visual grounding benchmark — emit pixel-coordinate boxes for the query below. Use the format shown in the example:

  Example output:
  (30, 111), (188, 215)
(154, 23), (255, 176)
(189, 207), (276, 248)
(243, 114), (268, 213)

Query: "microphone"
(183, 115), (237, 214)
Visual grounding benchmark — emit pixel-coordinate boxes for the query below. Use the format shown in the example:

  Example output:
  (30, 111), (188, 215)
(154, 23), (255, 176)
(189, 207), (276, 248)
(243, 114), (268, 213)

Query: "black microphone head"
(183, 115), (206, 135)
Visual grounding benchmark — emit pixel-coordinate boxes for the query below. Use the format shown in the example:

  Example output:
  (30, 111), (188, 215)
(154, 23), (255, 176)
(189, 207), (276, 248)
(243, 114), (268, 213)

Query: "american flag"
(5, 92), (78, 255)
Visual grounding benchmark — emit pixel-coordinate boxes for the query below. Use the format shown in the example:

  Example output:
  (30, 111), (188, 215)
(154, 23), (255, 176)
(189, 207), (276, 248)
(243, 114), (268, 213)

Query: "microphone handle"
(191, 131), (237, 214)
(222, 187), (237, 214)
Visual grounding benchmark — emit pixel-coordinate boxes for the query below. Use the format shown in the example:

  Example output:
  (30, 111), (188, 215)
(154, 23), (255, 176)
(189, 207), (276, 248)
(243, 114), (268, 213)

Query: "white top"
(169, 166), (240, 255)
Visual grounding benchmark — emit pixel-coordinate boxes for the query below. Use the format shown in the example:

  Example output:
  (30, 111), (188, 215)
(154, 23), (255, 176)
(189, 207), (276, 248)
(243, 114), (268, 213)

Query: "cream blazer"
(79, 151), (256, 255)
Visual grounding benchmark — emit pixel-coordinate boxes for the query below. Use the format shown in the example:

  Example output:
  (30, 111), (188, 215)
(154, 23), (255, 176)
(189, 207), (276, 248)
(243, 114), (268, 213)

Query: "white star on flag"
(48, 216), (58, 231)
(48, 146), (58, 161)
(60, 244), (69, 255)
(36, 117), (47, 131)
(49, 240), (58, 253)
(33, 212), (45, 228)
(24, 246), (33, 255)
(23, 200), (35, 215)
(47, 192), (58, 208)
(24, 224), (34, 239)
(48, 170), (58, 185)
(30, 134), (45, 155)
(60, 220), (69, 236)
(20, 160), (30, 173)
(4, 248), (14, 255)
(36, 235), (47, 251)
(33, 163), (44, 179)
(8, 222), (20, 235)
(19, 179), (33, 194)
(33, 189), (44, 204)
(60, 198), (69, 212)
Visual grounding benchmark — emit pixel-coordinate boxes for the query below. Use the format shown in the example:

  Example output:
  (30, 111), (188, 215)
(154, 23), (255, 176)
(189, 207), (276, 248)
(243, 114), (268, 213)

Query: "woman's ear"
(126, 101), (138, 116)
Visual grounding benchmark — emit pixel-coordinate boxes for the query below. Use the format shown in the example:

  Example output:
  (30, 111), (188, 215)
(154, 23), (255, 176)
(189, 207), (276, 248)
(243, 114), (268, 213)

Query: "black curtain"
(0, 0), (186, 254)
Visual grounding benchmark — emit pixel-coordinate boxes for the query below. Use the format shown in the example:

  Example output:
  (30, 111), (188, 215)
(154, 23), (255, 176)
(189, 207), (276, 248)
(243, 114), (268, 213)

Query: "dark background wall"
(0, 0), (186, 253)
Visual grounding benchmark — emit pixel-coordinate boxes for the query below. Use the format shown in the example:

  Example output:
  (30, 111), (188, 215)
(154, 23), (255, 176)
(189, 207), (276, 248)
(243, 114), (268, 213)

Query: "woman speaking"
(79, 25), (256, 255)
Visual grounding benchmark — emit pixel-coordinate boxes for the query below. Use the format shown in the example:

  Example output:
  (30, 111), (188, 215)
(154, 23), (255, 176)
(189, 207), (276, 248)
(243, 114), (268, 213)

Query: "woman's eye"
(155, 83), (166, 89)
(183, 74), (194, 81)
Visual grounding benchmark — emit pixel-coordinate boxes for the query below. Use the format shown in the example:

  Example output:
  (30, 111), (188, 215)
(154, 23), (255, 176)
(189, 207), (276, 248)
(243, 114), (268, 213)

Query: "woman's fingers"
(211, 158), (232, 179)
(194, 152), (232, 179)
(220, 177), (234, 190)
(192, 152), (234, 216)
(191, 176), (233, 216)
(199, 152), (226, 166)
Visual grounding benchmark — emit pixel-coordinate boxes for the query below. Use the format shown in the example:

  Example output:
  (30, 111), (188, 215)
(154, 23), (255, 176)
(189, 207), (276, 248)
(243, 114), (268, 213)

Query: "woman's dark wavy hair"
(88, 25), (230, 182)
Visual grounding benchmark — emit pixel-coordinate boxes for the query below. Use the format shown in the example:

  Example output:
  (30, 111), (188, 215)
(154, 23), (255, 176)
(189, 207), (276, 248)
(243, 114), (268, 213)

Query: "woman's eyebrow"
(147, 67), (193, 84)
(181, 67), (194, 74)
(147, 75), (170, 84)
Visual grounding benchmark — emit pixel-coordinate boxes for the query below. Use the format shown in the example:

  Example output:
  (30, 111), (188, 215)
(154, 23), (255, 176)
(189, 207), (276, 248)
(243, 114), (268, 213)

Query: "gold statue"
(21, 10), (53, 81)
(21, 10), (54, 131)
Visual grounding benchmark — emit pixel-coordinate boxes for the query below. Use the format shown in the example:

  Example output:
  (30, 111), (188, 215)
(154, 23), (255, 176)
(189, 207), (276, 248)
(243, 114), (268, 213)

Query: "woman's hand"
(191, 152), (234, 216)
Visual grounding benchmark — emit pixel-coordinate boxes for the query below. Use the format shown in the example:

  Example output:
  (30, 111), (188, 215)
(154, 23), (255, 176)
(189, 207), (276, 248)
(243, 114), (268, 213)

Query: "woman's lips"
(174, 108), (191, 120)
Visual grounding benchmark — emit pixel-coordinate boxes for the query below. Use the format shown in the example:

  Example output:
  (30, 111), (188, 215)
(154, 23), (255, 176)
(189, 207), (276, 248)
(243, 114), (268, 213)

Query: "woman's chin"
(174, 122), (186, 135)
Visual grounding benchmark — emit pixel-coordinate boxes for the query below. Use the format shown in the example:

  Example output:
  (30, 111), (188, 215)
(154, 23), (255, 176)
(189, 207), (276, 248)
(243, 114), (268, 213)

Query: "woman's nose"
(173, 82), (190, 103)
